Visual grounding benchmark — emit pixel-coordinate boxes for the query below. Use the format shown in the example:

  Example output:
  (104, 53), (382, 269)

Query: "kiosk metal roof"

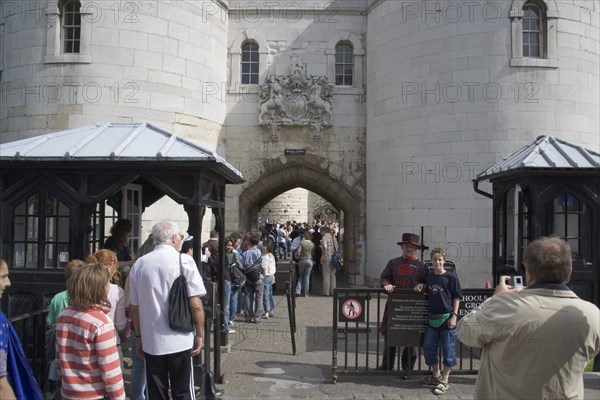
(0, 122), (244, 183)
(476, 135), (600, 181)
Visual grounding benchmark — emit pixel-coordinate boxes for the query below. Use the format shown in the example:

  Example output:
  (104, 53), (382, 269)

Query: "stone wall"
(0, 0), (229, 142)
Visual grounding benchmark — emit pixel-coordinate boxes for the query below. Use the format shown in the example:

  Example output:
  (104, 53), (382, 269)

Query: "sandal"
(432, 380), (449, 395)
(421, 375), (440, 385)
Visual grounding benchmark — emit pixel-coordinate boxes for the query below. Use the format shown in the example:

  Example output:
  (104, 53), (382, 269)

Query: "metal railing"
(9, 307), (49, 392)
(331, 288), (480, 383)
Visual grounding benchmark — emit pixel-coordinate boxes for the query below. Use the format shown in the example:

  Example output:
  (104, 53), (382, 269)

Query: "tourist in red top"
(55, 263), (125, 400)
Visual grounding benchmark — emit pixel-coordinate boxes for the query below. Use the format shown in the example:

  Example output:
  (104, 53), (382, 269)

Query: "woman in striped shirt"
(55, 263), (125, 400)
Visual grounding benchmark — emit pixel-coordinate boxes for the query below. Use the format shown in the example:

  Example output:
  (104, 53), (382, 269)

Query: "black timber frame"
(0, 158), (241, 382)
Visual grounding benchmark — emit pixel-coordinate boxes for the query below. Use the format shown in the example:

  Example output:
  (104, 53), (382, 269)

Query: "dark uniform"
(379, 254), (427, 372)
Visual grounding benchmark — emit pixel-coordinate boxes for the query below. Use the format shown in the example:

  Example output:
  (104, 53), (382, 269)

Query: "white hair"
(152, 220), (181, 245)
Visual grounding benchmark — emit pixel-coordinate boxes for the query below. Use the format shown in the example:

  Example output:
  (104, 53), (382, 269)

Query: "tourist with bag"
(225, 236), (244, 334)
(414, 248), (462, 395)
(242, 231), (264, 323)
(129, 221), (206, 400)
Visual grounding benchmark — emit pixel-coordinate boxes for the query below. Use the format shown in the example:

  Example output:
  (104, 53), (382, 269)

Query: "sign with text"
(458, 289), (494, 319)
(284, 148), (305, 155)
(387, 293), (429, 347)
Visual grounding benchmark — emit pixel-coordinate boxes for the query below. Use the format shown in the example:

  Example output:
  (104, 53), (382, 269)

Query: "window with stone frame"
(45, 0), (91, 63)
(241, 41), (259, 85)
(335, 42), (353, 86)
(522, 1), (544, 58)
(62, 0), (81, 54)
(510, 0), (557, 68)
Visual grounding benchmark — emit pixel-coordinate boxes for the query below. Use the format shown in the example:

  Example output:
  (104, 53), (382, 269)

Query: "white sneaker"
(263, 312), (270, 319)
(229, 329), (235, 334)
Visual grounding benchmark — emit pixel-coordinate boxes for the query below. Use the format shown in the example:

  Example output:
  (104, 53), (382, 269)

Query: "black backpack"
(229, 262), (246, 289)
(244, 256), (263, 283)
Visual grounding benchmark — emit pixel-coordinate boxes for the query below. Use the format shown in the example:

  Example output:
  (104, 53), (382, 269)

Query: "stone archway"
(238, 154), (366, 285)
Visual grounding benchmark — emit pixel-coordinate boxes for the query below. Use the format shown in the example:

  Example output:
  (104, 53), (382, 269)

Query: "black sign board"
(284, 149), (305, 155)
(458, 289), (494, 319)
(387, 292), (429, 347)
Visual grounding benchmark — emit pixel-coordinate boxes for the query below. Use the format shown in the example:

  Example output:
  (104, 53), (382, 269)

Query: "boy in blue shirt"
(415, 248), (462, 395)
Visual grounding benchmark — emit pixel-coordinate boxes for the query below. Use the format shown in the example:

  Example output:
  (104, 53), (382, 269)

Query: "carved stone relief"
(258, 57), (335, 139)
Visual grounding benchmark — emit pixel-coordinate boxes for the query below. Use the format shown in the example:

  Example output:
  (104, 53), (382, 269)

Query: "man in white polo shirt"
(130, 220), (206, 400)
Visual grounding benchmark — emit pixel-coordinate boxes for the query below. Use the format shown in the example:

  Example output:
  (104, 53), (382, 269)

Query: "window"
(45, 0), (91, 64)
(551, 192), (581, 255)
(13, 193), (70, 270)
(510, 0), (558, 68)
(241, 42), (259, 84)
(523, 3), (543, 57)
(326, 32), (364, 90)
(335, 43), (353, 86)
(62, 0), (81, 53)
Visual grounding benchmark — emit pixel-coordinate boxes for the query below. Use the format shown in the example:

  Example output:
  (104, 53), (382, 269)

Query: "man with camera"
(457, 236), (600, 400)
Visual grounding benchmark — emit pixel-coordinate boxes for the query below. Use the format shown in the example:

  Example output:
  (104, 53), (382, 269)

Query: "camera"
(508, 275), (524, 288)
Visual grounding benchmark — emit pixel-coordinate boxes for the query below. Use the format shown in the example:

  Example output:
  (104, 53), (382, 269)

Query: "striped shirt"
(55, 306), (125, 400)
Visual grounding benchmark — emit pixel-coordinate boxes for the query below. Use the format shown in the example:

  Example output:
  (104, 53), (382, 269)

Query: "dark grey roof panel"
(476, 135), (600, 181)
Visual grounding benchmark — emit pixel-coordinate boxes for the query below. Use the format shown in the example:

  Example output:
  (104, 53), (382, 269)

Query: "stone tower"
(0, 0), (597, 287)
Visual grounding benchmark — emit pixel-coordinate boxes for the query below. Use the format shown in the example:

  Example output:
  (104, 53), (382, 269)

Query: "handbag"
(168, 254), (195, 332)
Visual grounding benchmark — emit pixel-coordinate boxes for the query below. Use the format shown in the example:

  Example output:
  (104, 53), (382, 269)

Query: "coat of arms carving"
(258, 60), (335, 135)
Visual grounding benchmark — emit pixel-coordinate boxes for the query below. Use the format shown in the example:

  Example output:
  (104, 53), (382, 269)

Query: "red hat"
(397, 233), (424, 249)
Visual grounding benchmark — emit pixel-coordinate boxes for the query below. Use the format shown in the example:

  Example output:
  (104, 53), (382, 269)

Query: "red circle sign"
(341, 299), (362, 320)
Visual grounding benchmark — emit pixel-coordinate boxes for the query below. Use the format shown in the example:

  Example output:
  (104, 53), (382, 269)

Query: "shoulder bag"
(331, 238), (344, 271)
(229, 259), (247, 290)
(244, 255), (263, 283)
(168, 254), (195, 332)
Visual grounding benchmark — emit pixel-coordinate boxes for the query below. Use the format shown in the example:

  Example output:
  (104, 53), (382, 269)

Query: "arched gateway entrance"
(237, 154), (366, 285)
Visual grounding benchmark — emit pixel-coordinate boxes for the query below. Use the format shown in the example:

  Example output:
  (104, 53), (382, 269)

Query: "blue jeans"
(263, 275), (274, 312)
(277, 242), (287, 259)
(236, 288), (245, 315)
(230, 286), (238, 322)
(422, 324), (457, 368)
(129, 331), (147, 400)
(223, 280), (232, 331)
(295, 259), (313, 296)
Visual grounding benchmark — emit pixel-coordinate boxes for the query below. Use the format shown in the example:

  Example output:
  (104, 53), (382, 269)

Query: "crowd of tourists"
(0, 218), (341, 400)
(1, 221), (598, 400)
(199, 219), (341, 333)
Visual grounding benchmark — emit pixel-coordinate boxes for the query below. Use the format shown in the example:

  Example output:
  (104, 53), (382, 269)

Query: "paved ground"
(124, 264), (600, 399)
